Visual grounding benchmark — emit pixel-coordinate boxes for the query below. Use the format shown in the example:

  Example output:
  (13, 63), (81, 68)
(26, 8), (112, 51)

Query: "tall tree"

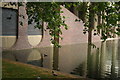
(4, 2), (120, 48)
(26, 2), (68, 48)
(74, 2), (120, 43)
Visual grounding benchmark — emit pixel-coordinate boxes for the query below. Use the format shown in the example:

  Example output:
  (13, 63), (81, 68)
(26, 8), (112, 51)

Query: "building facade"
(1, 4), (101, 50)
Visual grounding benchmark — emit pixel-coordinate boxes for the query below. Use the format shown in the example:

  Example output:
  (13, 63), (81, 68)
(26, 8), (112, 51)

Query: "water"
(2, 39), (120, 80)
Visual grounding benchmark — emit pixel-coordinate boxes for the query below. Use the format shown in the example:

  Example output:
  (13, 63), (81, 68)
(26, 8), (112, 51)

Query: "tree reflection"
(99, 41), (107, 78)
(111, 40), (118, 79)
(70, 39), (120, 79)
(87, 42), (100, 79)
(53, 46), (59, 71)
(118, 39), (120, 77)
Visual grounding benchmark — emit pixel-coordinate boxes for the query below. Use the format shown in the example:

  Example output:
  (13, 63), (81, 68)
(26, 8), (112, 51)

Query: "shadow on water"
(2, 39), (120, 80)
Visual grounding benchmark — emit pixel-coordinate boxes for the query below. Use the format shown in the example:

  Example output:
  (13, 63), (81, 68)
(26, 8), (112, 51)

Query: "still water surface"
(3, 39), (120, 80)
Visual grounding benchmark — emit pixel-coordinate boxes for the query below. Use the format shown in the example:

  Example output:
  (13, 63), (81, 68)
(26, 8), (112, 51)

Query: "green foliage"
(98, 2), (120, 40)
(74, 2), (120, 41)
(3, 2), (68, 47)
(26, 2), (68, 47)
(3, 2), (120, 47)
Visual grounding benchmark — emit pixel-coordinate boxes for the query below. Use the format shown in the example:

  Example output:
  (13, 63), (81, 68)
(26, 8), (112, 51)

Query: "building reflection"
(2, 39), (120, 79)
(2, 48), (44, 67)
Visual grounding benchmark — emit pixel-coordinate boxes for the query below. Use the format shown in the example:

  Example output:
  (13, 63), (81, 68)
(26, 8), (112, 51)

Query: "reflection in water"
(118, 40), (120, 77)
(40, 53), (44, 67)
(3, 49), (44, 67)
(53, 46), (59, 71)
(87, 42), (93, 78)
(2, 39), (120, 79)
(111, 40), (117, 79)
(71, 39), (120, 80)
(2, 36), (16, 49)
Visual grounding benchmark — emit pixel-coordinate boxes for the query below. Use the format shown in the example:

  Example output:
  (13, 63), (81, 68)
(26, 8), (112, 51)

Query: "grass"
(2, 59), (92, 80)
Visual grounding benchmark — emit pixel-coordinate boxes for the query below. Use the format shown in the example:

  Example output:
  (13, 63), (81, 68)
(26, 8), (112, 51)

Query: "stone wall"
(38, 6), (101, 47)
(1, 6), (101, 50)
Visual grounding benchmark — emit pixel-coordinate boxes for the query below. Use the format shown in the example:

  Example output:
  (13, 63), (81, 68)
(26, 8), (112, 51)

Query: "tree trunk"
(53, 7), (60, 70)
(87, 3), (95, 77)
(101, 11), (105, 38)
(97, 11), (102, 34)
(88, 2), (95, 45)
(53, 30), (59, 71)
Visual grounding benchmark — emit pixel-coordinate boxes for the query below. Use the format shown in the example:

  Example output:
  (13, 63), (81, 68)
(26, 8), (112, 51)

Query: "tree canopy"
(3, 2), (120, 47)
(26, 2), (68, 47)
(67, 2), (120, 40)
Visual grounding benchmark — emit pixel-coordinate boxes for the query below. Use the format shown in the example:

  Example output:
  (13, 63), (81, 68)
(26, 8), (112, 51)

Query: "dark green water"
(2, 39), (120, 80)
